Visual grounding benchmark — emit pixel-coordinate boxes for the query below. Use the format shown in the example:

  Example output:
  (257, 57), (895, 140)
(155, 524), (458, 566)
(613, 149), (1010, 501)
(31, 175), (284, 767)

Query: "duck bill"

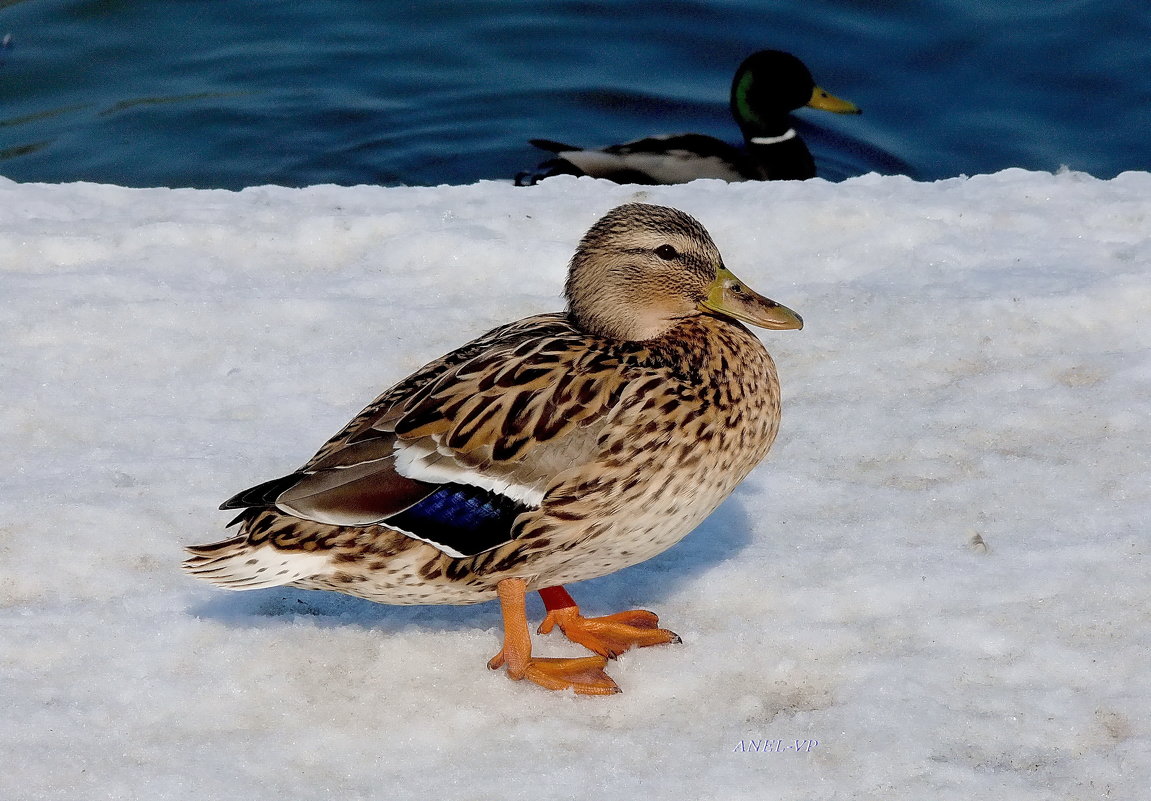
(807, 85), (861, 114)
(700, 267), (803, 330)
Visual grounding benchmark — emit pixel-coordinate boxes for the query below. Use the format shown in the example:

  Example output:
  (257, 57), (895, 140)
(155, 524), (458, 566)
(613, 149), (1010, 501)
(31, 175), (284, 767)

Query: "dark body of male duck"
(516, 50), (860, 185)
(184, 204), (803, 696)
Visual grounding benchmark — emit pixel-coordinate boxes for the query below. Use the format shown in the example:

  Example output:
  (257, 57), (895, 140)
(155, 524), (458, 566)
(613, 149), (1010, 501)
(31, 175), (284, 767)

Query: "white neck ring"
(749, 129), (798, 146)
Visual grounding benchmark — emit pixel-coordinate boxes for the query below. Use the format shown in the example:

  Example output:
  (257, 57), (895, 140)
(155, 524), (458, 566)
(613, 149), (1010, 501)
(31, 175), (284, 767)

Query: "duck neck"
(734, 109), (795, 142)
(744, 132), (815, 181)
(748, 128), (798, 146)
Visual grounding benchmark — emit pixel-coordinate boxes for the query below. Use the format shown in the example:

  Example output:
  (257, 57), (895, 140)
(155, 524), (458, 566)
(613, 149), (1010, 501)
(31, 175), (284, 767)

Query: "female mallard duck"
(184, 203), (802, 695)
(516, 50), (860, 185)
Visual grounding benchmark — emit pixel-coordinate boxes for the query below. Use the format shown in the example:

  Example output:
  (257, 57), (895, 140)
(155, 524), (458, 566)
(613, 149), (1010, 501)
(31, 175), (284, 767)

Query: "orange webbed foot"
(490, 578), (621, 695)
(537, 605), (682, 659)
(523, 655), (621, 695)
(488, 643), (620, 695)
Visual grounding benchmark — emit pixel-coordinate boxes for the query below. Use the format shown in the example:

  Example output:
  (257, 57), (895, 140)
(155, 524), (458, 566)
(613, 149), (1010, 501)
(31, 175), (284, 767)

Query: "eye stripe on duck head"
(565, 204), (725, 341)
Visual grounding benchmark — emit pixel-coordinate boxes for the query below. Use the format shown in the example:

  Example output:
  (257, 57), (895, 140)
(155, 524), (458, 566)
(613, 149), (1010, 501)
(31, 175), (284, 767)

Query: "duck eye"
(655, 244), (678, 260)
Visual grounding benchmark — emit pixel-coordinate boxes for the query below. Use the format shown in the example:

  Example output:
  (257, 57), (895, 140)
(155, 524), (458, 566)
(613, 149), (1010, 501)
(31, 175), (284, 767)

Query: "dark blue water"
(1, 0), (1148, 189)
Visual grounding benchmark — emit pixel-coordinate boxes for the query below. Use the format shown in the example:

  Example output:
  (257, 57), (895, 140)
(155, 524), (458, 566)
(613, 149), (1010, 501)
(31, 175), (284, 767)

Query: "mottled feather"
(185, 203), (800, 609)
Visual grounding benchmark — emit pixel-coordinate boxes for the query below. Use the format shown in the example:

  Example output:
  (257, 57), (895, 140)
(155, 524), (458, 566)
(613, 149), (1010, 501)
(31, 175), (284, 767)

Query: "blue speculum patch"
(387, 483), (530, 557)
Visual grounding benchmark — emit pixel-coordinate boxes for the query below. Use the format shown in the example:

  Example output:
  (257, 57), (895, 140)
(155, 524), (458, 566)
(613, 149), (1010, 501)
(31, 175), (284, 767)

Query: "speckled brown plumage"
(186, 311), (780, 603)
(184, 203), (802, 693)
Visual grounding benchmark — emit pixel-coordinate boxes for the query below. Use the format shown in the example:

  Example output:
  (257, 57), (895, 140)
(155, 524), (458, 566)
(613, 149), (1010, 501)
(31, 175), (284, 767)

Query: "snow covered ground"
(1, 171), (1148, 800)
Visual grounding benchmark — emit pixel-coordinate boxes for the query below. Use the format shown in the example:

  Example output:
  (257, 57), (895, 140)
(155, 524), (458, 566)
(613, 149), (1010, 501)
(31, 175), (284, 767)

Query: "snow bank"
(1, 171), (1148, 800)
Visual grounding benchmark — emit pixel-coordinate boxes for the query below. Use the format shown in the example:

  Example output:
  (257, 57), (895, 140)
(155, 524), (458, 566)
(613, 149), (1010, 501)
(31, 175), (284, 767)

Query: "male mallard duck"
(184, 203), (802, 695)
(516, 50), (860, 185)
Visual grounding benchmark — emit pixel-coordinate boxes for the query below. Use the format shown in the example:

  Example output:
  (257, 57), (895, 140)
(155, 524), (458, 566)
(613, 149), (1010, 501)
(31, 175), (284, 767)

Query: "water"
(0, 0), (1148, 189)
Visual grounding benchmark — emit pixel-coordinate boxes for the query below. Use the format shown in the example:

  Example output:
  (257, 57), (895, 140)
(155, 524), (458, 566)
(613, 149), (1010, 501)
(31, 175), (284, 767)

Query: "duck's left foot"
(489, 578), (623, 695)
(537, 606), (682, 659)
(487, 649), (620, 695)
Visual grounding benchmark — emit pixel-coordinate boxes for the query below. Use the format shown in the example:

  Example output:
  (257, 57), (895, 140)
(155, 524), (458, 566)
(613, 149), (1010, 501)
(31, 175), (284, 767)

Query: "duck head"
(731, 50), (860, 139)
(565, 203), (803, 341)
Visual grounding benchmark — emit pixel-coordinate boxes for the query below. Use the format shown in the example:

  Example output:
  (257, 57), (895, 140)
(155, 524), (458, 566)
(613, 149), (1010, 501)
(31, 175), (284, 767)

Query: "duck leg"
(536, 585), (682, 659)
(487, 577), (620, 695)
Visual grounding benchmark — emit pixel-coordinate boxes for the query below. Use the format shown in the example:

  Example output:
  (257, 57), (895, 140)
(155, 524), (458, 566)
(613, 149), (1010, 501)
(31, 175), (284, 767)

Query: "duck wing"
(220, 313), (642, 556)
